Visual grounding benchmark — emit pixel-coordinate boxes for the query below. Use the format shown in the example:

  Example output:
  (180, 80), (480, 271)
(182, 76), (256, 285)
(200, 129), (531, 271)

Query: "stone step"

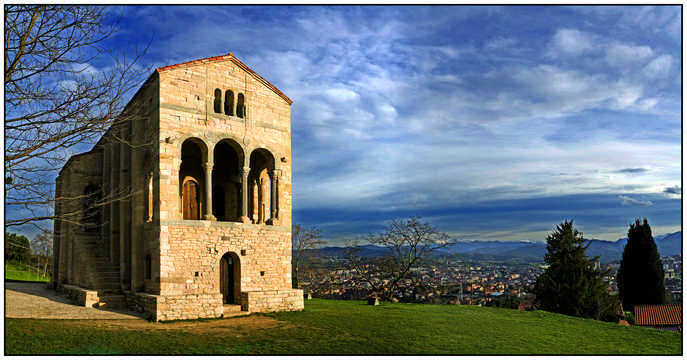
(91, 284), (120, 290)
(94, 295), (126, 309)
(223, 304), (249, 317)
(93, 283), (120, 288)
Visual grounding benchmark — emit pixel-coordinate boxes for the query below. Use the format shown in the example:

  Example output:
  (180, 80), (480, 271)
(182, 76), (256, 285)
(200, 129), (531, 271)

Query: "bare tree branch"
(292, 224), (325, 289)
(4, 5), (152, 230)
(346, 217), (452, 301)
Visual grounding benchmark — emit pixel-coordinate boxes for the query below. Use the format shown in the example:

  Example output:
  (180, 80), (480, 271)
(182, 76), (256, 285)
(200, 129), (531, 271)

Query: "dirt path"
(4, 282), (142, 320)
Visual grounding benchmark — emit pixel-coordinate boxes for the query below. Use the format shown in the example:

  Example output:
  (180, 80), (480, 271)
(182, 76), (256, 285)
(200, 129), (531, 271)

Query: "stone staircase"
(76, 232), (125, 309)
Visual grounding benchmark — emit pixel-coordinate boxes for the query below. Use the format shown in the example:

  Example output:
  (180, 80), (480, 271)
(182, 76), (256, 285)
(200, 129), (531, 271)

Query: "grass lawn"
(4, 299), (682, 355)
(5, 262), (50, 282)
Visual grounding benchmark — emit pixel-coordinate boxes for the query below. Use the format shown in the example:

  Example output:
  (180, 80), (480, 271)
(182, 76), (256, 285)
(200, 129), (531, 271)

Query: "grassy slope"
(5, 299), (682, 355)
(5, 262), (50, 282)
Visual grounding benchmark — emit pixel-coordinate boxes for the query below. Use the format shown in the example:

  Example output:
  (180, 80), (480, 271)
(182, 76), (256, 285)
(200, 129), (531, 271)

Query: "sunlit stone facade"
(52, 53), (303, 321)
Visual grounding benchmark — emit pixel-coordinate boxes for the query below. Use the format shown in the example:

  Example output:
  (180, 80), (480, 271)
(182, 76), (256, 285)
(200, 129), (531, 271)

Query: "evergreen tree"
(617, 218), (664, 311)
(534, 220), (616, 321)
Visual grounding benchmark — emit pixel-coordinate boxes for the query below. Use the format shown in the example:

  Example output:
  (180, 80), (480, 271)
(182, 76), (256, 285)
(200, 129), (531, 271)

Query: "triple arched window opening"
(179, 138), (278, 225)
(214, 89), (246, 118)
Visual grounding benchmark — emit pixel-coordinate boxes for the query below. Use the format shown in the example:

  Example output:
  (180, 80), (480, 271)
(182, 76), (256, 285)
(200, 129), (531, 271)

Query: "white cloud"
(643, 55), (673, 79)
(479, 65), (646, 120)
(605, 43), (654, 67)
(612, 83), (643, 109)
(57, 80), (78, 91)
(485, 37), (517, 50)
(548, 28), (595, 57)
(324, 88), (360, 102)
(71, 63), (99, 76)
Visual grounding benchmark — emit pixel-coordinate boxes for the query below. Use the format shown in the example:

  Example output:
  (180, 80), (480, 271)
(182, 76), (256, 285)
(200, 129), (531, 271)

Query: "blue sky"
(24, 5), (685, 244)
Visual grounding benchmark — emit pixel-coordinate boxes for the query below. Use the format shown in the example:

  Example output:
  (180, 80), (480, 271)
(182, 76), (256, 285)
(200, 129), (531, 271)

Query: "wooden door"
(183, 180), (200, 220)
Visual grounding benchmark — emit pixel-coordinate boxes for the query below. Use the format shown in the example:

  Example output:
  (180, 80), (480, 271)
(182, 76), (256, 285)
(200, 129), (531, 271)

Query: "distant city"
(298, 231), (682, 307)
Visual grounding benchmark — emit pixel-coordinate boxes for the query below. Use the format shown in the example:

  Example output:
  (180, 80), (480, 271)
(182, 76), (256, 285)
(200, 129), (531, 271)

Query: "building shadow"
(4, 281), (145, 319)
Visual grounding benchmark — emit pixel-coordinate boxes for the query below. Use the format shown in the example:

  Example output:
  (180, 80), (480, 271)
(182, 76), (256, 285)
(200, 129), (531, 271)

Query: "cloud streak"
(618, 195), (653, 207)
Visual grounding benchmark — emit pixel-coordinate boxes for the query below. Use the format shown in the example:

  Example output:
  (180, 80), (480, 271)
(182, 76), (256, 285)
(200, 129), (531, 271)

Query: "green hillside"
(5, 299), (681, 355)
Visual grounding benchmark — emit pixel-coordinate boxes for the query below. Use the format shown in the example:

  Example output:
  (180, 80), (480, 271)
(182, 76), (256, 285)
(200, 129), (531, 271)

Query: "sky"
(12, 5), (684, 245)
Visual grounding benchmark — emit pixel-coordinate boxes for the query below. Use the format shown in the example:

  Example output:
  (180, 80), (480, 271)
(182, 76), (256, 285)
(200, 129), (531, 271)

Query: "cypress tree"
(534, 220), (616, 321)
(617, 218), (665, 311)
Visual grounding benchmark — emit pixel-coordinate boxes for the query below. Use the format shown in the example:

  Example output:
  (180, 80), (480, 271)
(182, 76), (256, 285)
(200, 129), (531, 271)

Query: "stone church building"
(51, 53), (303, 321)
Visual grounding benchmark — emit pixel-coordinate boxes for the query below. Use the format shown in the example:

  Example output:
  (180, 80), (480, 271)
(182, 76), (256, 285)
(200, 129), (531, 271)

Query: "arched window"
(82, 185), (101, 232)
(180, 138), (206, 220)
(248, 149), (275, 224)
(212, 139), (243, 221)
(214, 89), (222, 113)
(236, 93), (245, 118)
(224, 90), (234, 116)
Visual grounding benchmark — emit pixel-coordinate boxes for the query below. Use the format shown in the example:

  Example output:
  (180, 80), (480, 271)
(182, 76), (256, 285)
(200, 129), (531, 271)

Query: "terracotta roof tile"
(156, 53), (293, 105)
(634, 304), (682, 326)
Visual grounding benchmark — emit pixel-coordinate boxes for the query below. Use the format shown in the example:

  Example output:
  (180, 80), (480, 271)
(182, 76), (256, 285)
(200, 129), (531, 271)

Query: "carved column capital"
(268, 169), (281, 180)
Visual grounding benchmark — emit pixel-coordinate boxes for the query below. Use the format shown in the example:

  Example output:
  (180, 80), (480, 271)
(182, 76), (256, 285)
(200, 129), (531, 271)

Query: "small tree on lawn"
(31, 231), (54, 277)
(292, 225), (325, 289)
(346, 217), (451, 301)
(534, 220), (616, 321)
(617, 218), (664, 311)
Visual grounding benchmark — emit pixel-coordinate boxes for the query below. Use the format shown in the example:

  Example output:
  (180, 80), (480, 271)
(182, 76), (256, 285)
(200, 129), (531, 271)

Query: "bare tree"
(347, 217), (451, 301)
(4, 5), (150, 230)
(292, 224), (325, 289)
(31, 231), (53, 277)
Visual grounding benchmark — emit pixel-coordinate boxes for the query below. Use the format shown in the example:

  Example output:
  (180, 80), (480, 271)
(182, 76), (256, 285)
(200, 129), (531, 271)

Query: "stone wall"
(241, 289), (304, 313)
(159, 221), (292, 296)
(124, 291), (223, 322)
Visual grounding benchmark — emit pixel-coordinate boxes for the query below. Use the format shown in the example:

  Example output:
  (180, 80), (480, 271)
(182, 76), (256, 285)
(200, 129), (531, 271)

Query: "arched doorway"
(219, 252), (240, 304)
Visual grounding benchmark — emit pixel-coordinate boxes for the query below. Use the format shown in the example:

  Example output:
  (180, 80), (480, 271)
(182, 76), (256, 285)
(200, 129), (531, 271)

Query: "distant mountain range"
(313, 231), (681, 263)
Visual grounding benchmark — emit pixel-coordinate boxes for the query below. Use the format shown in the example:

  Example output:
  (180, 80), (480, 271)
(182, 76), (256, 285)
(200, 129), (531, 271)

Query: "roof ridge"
(156, 53), (292, 105)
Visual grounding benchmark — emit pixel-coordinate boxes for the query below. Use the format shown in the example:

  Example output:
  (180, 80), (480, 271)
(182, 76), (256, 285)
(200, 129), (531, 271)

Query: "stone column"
(110, 136), (120, 268)
(119, 120), (131, 290)
(267, 170), (279, 225)
(203, 162), (216, 221)
(102, 143), (111, 262)
(54, 176), (64, 284)
(130, 113), (144, 291)
(239, 167), (251, 223)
